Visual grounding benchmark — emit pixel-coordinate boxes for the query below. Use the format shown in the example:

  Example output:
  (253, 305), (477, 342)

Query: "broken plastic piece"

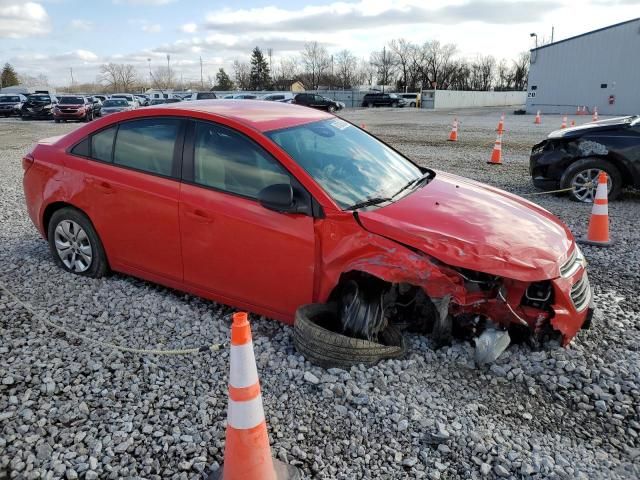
(475, 328), (511, 366)
(431, 295), (452, 347)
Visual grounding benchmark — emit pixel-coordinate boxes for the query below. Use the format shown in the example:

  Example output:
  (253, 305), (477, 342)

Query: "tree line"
(1, 38), (529, 94)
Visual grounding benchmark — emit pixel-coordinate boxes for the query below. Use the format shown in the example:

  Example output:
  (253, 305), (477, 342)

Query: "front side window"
(193, 121), (290, 198)
(91, 126), (116, 162)
(113, 118), (180, 176)
(267, 118), (421, 209)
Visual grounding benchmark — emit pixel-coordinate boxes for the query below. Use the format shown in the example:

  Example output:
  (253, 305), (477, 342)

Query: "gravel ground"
(1, 109), (639, 480)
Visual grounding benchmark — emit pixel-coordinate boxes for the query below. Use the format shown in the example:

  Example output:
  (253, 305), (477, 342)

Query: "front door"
(179, 120), (316, 318)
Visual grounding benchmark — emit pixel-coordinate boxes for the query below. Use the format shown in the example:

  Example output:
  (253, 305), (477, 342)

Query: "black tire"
(392, 102), (398, 108)
(47, 207), (108, 278)
(410, 102), (416, 107)
(367, 102), (374, 108)
(328, 104), (336, 113)
(54, 119), (60, 123)
(560, 157), (622, 202)
(293, 303), (406, 369)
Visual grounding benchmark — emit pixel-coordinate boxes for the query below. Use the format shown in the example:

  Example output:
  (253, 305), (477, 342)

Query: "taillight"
(22, 153), (34, 172)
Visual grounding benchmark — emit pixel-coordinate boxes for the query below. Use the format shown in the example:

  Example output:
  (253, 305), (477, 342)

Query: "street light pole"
(530, 32), (538, 49)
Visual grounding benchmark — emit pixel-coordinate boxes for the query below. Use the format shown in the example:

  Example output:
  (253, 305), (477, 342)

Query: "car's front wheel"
(560, 157), (622, 202)
(48, 207), (108, 278)
(327, 104), (336, 113)
(367, 102), (374, 108)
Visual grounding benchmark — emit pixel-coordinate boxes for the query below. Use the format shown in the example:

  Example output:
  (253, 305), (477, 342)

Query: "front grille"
(570, 273), (591, 312)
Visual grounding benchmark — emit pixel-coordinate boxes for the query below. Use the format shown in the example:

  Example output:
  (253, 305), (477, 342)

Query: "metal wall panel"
(526, 19), (640, 116)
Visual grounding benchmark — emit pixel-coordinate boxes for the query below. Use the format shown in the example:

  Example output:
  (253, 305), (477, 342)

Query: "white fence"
(421, 90), (527, 110)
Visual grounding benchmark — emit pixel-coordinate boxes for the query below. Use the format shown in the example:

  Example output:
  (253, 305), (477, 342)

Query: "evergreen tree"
(1, 63), (19, 87)
(214, 68), (234, 90)
(249, 47), (271, 91)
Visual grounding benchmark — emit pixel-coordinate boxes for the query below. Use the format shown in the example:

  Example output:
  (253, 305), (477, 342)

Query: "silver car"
(100, 98), (132, 115)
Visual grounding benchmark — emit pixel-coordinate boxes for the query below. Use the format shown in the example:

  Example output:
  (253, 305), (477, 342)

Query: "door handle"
(185, 208), (213, 223)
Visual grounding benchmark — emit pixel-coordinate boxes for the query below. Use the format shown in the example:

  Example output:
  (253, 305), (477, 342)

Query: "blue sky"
(1, 0), (638, 86)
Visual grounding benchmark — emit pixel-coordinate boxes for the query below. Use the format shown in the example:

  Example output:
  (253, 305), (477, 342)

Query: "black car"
(0, 94), (27, 117)
(21, 93), (58, 120)
(530, 115), (640, 202)
(361, 92), (406, 108)
(87, 97), (103, 117)
(292, 93), (343, 113)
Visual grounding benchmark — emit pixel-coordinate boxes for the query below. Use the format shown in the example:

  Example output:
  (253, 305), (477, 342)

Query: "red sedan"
(22, 101), (592, 347)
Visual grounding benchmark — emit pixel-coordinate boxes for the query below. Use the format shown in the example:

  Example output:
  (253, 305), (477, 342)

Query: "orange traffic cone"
(571, 119), (575, 127)
(575, 106), (581, 115)
(534, 110), (541, 124)
(496, 113), (505, 134)
(360, 123), (367, 130)
(448, 118), (458, 141)
(561, 115), (567, 129)
(487, 132), (502, 165)
(211, 312), (301, 480)
(592, 107), (599, 122)
(578, 172), (613, 247)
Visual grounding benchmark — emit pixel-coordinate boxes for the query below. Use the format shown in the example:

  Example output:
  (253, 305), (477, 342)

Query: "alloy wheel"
(570, 168), (612, 202)
(54, 220), (93, 272)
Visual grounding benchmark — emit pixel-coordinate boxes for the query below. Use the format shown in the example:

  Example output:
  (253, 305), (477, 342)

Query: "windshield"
(59, 97), (84, 105)
(111, 95), (130, 100)
(267, 118), (422, 209)
(103, 99), (128, 107)
(0, 96), (20, 102)
(28, 95), (51, 102)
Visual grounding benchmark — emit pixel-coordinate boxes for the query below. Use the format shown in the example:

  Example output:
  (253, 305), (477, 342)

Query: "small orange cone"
(578, 172), (613, 247)
(534, 110), (541, 124)
(561, 115), (567, 129)
(360, 123), (367, 130)
(592, 107), (599, 122)
(448, 118), (458, 141)
(571, 119), (575, 127)
(211, 312), (301, 480)
(496, 113), (505, 134)
(487, 132), (502, 165)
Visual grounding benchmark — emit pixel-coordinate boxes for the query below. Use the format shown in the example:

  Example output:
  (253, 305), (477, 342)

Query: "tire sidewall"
(560, 157), (622, 202)
(47, 207), (108, 277)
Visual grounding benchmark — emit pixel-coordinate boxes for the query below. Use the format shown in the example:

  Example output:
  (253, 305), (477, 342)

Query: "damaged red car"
(22, 101), (593, 363)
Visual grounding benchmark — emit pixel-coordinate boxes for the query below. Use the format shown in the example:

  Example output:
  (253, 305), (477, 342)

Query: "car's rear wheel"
(410, 102), (416, 107)
(560, 158), (622, 202)
(328, 104), (336, 113)
(47, 207), (108, 278)
(367, 102), (374, 108)
(392, 102), (399, 107)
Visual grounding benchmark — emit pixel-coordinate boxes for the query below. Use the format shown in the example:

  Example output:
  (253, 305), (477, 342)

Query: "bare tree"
(495, 59), (512, 90)
(334, 49), (358, 89)
(420, 41), (457, 89)
(232, 60), (251, 90)
(99, 63), (138, 93)
(356, 58), (376, 87)
(300, 41), (330, 90)
(370, 46), (396, 91)
(272, 56), (300, 90)
(511, 51), (530, 90)
(389, 39), (417, 91)
(17, 73), (49, 87)
(469, 55), (496, 91)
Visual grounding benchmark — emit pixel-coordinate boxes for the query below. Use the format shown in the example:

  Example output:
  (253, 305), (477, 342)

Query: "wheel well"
(42, 202), (88, 239)
(605, 154), (635, 187)
(328, 270), (391, 303)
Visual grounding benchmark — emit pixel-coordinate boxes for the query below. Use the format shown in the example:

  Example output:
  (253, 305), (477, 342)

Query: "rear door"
(179, 120), (316, 317)
(65, 117), (185, 282)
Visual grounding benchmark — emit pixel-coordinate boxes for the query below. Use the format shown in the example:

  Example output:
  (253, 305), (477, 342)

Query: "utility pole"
(69, 67), (74, 90)
(382, 46), (385, 93)
(200, 56), (204, 89)
(551, 26), (555, 43)
(147, 58), (152, 89)
(166, 54), (171, 89)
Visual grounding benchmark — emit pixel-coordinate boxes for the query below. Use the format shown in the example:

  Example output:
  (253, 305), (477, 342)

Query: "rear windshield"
(196, 92), (217, 99)
(59, 97), (84, 105)
(111, 95), (130, 99)
(103, 99), (128, 107)
(0, 96), (20, 102)
(28, 95), (51, 102)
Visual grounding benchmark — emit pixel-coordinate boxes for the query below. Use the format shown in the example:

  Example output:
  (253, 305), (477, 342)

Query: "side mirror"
(258, 183), (294, 212)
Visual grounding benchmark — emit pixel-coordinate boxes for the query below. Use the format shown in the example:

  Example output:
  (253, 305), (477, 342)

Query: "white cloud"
(70, 19), (92, 31)
(181, 22), (197, 33)
(0, 1), (50, 38)
(142, 23), (162, 33)
(113, 0), (175, 5)
(54, 49), (99, 62)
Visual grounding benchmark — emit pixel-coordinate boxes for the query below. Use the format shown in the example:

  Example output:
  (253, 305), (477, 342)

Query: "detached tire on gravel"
(293, 303), (406, 369)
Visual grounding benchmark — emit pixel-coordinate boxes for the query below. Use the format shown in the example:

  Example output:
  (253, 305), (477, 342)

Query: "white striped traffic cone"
(448, 118), (458, 141)
(592, 107), (599, 122)
(211, 312), (301, 480)
(487, 132), (503, 165)
(578, 171), (613, 247)
(561, 115), (567, 129)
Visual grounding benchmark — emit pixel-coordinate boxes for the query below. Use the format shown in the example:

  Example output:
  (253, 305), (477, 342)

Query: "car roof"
(147, 99), (332, 132)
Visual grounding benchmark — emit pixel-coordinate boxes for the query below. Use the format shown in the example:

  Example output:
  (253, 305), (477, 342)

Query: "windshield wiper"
(392, 171), (433, 198)
(345, 196), (392, 211)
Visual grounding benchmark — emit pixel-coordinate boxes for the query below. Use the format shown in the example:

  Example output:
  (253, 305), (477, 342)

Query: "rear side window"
(91, 127), (116, 162)
(193, 121), (290, 198)
(113, 118), (180, 176)
(196, 92), (217, 100)
(71, 138), (89, 157)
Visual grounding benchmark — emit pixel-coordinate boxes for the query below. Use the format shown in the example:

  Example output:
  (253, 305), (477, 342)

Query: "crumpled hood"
(358, 171), (574, 282)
